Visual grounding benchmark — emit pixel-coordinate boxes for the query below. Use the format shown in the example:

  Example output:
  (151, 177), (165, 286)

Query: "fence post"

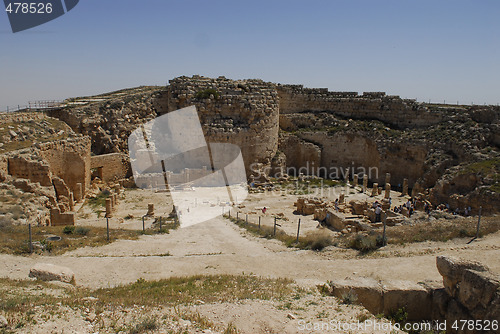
(237, 212), (239, 220)
(296, 219), (301, 243)
(106, 217), (110, 241)
(142, 216), (145, 232)
(273, 217), (277, 236)
(159, 216), (162, 232)
(28, 223), (32, 253)
(475, 207), (482, 239)
(382, 214), (387, 246)
(259, 216), (261, 230)
(229, 209), (231, 218)
(246, 214), (248, 225)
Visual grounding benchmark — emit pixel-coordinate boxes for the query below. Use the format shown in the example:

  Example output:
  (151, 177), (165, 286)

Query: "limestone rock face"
(29, 263), (75, 284)
(436, 255), (489, 297)
(434, 256), (500, 331)
(328, 277), (384, 315)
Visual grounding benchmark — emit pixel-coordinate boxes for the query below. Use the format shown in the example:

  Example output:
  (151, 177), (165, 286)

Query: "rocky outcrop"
(325, 256), (500, 333)
(435, 256), (500, 331)
(29, 263), (75, 284)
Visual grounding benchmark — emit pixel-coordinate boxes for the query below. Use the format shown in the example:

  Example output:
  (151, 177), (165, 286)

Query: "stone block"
(29, 263), (75, 284)
(382, 280), (433, 321)
(329, 277), (384, 314)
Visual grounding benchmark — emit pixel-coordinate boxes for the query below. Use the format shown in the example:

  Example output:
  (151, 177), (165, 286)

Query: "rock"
(85, 313), (96, 322)
(328, 277), (384, 314)
(432, 288), (451, 321)
(382, 280), (433, 321)
(458, 269), (500, 319)
(9, 130), (17, 137)
(46, 280), (76, 291)
(0, 315), (7, 328)
(29, 263), (75, 284)
(287, 313), (296, 320)
(436, 256), (488, 297)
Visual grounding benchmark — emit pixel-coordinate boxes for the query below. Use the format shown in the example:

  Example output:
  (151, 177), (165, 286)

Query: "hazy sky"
(1, 0), (499, 111)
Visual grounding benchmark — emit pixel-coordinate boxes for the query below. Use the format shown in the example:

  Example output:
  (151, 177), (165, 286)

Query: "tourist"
(334, 199), (339, 212)
(375, 204), (382, 222)
(262, 207), (267, 214)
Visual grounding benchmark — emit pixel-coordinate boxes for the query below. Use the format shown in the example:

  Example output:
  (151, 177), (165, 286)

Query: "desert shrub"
(11, 205), (24, 220)
(340, 289), (358, 305)
(128, 317), (158, 334)
(75, 227), (90, 236)
(63, 226), (75, 234)
(87, 190), (110, 208)
(350, 234), (381, 253)
(0, 216), (13, 227)
(300, 232), (333, 251)
(195, 88), (220, 100)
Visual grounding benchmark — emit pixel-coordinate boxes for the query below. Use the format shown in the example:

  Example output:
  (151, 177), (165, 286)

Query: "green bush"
(63, 226), (75, 234)
(75, 227), (90, 236)
(340, 289), (358, 305)
(195, 88), (220, 100)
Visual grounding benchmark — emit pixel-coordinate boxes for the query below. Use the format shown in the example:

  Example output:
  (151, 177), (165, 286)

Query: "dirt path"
(1, 216), (500, 289)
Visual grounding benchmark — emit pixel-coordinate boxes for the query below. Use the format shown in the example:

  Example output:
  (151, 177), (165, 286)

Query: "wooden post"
(229, 209), (231, 218)
(246, 214), (248, 225)
(274, 217), (277, 236)
(258, 216), (261, 230)
(142, 216), (145, 232)
(476, 207), (482, 239)
(382, 214), (387, 246)
(106, 217), (110, 241)
(159, 216), (162, 232)
(28, 223), (32, 253)
(296, 219), (301, 243)
(237, 212), (239, 220)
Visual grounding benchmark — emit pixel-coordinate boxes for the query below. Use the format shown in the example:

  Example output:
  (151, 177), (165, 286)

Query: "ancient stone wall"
(0, 111), (46, 125)
(164, 76), (280, 175)
(277, 84), (443, 129)
(278, 134), (321, 175)
(90, 153), (130, 182)
(38, 137), (91, 195)
(7, 154), (52, 186)
(283, 132), (427, 186)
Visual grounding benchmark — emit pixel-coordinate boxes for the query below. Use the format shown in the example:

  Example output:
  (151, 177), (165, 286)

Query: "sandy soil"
(1, 187), (499, 333)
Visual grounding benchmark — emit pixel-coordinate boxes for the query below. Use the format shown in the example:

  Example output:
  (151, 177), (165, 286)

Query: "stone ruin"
(326, 256), (500, 333)
(0, 113), (130, 226)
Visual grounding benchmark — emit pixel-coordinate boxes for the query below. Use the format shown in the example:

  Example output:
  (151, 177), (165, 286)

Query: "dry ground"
(1, 187), (499, 333)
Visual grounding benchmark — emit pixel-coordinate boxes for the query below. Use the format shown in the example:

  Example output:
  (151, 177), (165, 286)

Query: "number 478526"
(5, 2), (53, 14)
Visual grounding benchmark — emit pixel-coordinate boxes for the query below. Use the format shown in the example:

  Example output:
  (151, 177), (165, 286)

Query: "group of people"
(393, 199), (416, 217)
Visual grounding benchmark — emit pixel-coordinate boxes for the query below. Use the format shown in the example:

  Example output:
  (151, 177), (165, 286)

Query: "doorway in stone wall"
(91, 166), (103, 181)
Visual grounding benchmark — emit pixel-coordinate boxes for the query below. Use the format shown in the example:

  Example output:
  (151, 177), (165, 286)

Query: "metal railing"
(1, 100), (64, 113)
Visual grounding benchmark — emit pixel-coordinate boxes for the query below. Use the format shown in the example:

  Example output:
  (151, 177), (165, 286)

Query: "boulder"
(458, 269), (500, 319)
(29, 263), (75, 284)
(436, 256), (488, 297)
(328, 277), (384, 314)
